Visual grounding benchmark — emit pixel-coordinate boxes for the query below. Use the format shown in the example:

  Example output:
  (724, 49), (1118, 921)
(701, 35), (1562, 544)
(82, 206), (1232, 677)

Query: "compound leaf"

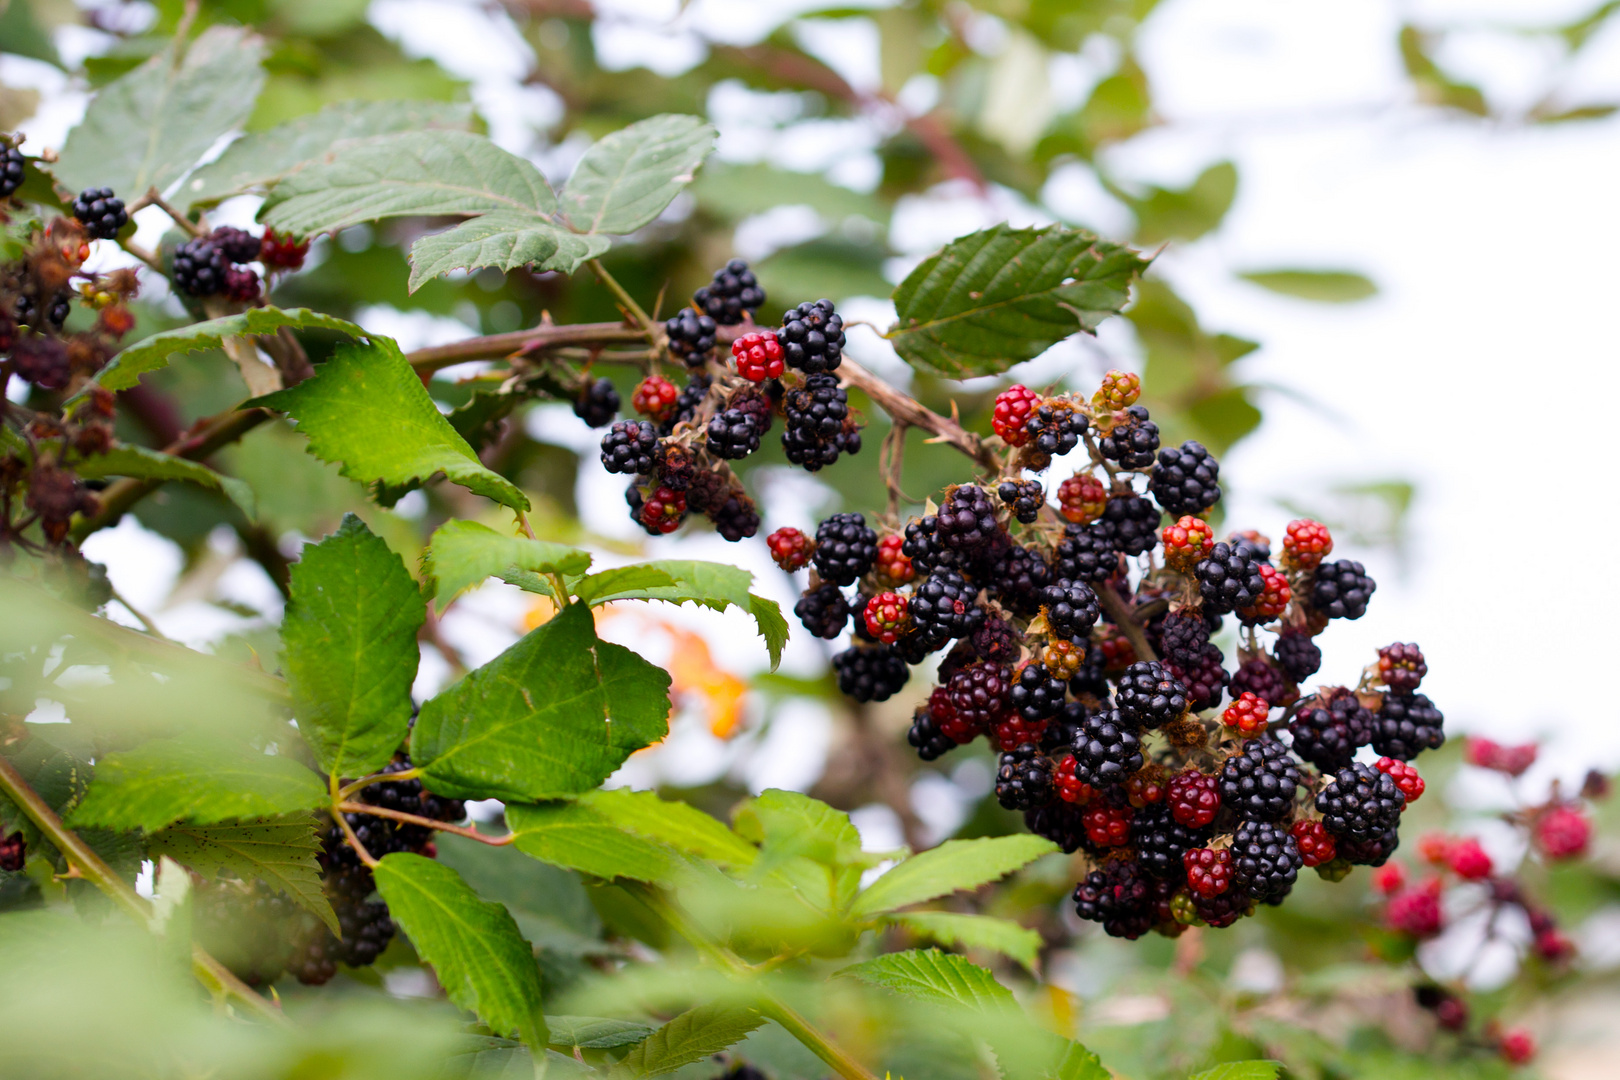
(579, 788), (755, 868)
(423, 520), (590, 609)
(147, 815), (337, 933)
(612, 1004), (763, 1078)
(850, 834), (1056, 918)
(409, 212), (611, 292)
(67, 739), (324, 832)
(559, 114), (715, 235)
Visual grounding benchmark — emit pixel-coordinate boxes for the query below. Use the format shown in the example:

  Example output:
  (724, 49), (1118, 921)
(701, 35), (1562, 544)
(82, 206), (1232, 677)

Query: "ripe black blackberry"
(1310, 559), (1376, 620)
(1229, 657), (1288, 706)
(71, 186), (127, 239)
(1131, 801), (1211, 878)
(969, 616), (1022, 666)
(946, 661), (1012, 729)
(1369, 692), (1445, 760)
(1274, 630), (1322, 683)
(1025, 801), (1088, 853)
(895, 622), (951, 664)
(793, 583), (850, 639)
(706, 487), (760, 542)
(1339, 824), (1401, 866)
(1229, 820), (1302, 901)
(811, 512), (877, 586)
(664, 308), (717, 363)
(1098, 405), (1160, 469)
(781, 373), (855, 471)
(996, 743), (1055, 810)
(1229, 532), (1272, 563)
(780, 299), (844, 374)
(908, 709), (957, 761)
(47, 293), (70, 327)
(936, 484), (999, 552)
(900, 515), (961, 576)
(1115, 660), (1188, 730)
(1009, 662), (1067, 721)
(1022, 402), (1087, 461)
(1040, 699), (1092, 754)
(704, 408), (763, 459)
(210, 225), (262, 264)
(657, 373), (712, 435)
(1072, 709), (1143, 788)
(171, 237), (229, 297)
(1052, 521), (1120, 584)
(600, 419), (659, 475)
(910, 568), (984, 639)
(1148, 440), (1222, 516)
(1068, 638), (1109, 699)
(997, 479), (1045, 524)
(1151, 610), (1221, 658)
(1316, 762), (1406, 841)
(1193, 541), (1265, 616)
(1218, 736), (1301, 821)
(334, 898), (396, 967)
(572, 376), (621, 427)
(1166, 640), (1229, 713)
(725, 385), (775, 433)
(1101, 494), (1160, 556)
(832, 645), (909, 702)
(1039, 578), (1100, 640)
(359, 755), (465, 850)
(693, 259), (765, 325)
(1288, 690), (1372, 771)
(1073, 860), (1156, 940)
(0, 144), (24, 198)
(979, 540), (1049, 617)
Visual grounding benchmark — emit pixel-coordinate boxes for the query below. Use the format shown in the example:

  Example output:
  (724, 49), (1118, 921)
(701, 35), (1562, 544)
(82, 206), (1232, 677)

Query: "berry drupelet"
(780, 299), (844, 373)
(1218, 736), (1301, 821)
(573, 376), (621, 428)
(693, 258), (765, 324)
(1377, 642), (1427, 692)
(71, 187), (128, 239)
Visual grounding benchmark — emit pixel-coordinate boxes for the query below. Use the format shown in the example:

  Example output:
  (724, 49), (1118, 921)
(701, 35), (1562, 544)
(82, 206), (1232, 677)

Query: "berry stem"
(1095, 585), (1158, 664)
(331, 801), (381, 870)
(140, 186), (209, 239)
(335, 768), (423, 803)
(838, 357), (999, 473)
(117, 236), (163, 273)
(587, 258), (657, 341)
(336, 801), (517, 846)
(877, 419), (910, 520)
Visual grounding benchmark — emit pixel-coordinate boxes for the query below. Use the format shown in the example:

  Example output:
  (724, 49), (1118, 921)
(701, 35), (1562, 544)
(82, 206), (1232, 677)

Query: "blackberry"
(47, 293), (70, 327)
(360, 756), (464, 850)
(1072, 709), (1143, 788)
(0, 830), (23, 872)
(1377, 642), (1428, 692)
(969, 615), (1022, 666)
(664, 308), (717, 363)
(223, 266), (260, 303)
(1311, 559), (1376, 620)
(0, 144), (24, 198)
(693, 258), (765, 325)
(1009, 662), (1067, 721)
(794, 583), (850, 639)
(1218, 736), (1301, 821)
(1024, 801), (1088, 853)
(211, 225), (262, 264)
(900, 515), (961, 576)
(910, 569), (984, 639)
(1369, 692), (1445, 760)
(779, 299), (844, 374)
(1132, 801), (1211, 879)
(1022, 402), (1087, 461)
(71, 186), (127, 239)
(1072, 860), (1156, 939)
(1288, 690), (1372, 772)
(572, 375), (621, 427)
(1230, 657), (1288, 706)
(781, 373), (855, 471)
(1274, 631), (1322, 683)
(1098, 405), (1160, 469)
(895, 623), (951, 664)
(707, 487), (761, 542)
(1148, 441), (1222, 517)
(978, 539), (1050, 617)
(1115, 661), (1188, 730)
(334, 898), (396, 967)
(1039, 579), (1099, 640)
(291, 923), (340, 985)
(704, 408), (763, 459)
(946, 661), (1011, 730)
(1052, 521), (1120, 584)
(171, 237), (229, 297)
(653, 442), (696, 492)
(937, 484), (999, 552)
(997, 479), (1045, 524)
(812, 512), (877, 586)
(1192, 888), (1253, 928)
(908, 709), (957, 761)
(1167, 769), (1221, 828)
(1193, 542), (1266, 616)
(599, 419), (659, 475)
(1068, 638), (1109, 699)
(1316, 762), (1406, 841)
(996, 743), (1054, 810)
(1339, 825), (1401, 866)
(832, 645), (909, 702)
(1166, 641), (1228, 713)
(1101, 494), (1160, 556)
(1040, 700), (1091, 754)
(1229, 819), (1302, 901)
(658, 373), (712, 435)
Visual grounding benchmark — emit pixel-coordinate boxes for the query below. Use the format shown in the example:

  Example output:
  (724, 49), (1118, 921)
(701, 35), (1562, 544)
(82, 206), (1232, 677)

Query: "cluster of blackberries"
(171, 224), (277, 302)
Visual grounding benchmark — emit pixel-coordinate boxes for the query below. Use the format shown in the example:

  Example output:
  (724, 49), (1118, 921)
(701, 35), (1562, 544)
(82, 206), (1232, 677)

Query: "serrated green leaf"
(423, 519), (591, 609)
(1239, 269), (1378, 303)
(547, 1017), (656, 1050)
(506, 801), (685, 884)
(284, 514), (423, 778)
(261, 130), (555, 237)
(66, 739), (324, 832)
(148, 815), (338, 934)
(254, 337), (529, 511)
(884, 911), (1043, 972)
(82, 306), (371, 395)
(71, 443), (256, 519)
(579, 788), (756, 868)
(733, 789), (866, 872)
(1187, 1062), (1283, 1080)
(573, 560), (787, 671)
(52, 26), (266, 199)
(840, 949), (1017, 1013)
(748, 594), (790, 672)
(888, 224), (1148, 377)
(409, 212), (611, 292)
(571, 565), (679, 603)
(180, 99), (474, 210)
(374, 853), (547, 1046)
(412, 603), (671, 801)
(612, 1003), (764, 1078)
(850, 834), (1056, 918)
(1055, 1041), (1111, 1080)
(559, 114), (716, 235)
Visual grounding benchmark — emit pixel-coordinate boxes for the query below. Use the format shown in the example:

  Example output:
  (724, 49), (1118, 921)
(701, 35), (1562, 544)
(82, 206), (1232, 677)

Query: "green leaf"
(840, 949), (1017, 1012)
(412, 603), (671, 801)
(72, 443), (256, 519)
(180, 99), (474, 210)
(423, 519), (591, 609)
(52, 26), (266, 199)
(850, 834), (1057, 918)
(1055, 1041), (1111, 1080)
(747, 595), (790, 672)
(82, 306), (371, 395)
(888, 224), (1149, 377)
(579, 788), (756, 868)
(690, 162), (888, 224)
(0, 735), (89, 854)
(570, 565), (679, 603)
(612, 1003), (764, 1078)
(547, 1016), (655, 1051)
(506, 801), (685, 884)
(408, 212), (611, 292)
(254, 337), (529, 511)
(284, 514), (423, 778)
(374, 853), (547, 1046)
(147, 815), (338, 934)
(1129, 161), (1237, 245)
(733, 789), (865, 871)
(67, 739), (324, 832)
(884, 911), (1043, 973)
(1187, 1063), (1284, 1080)
(573, 560), (787, 671)
(260, 130), (556, 237)
(0, 0), (62, 68)
(1239, 269), (1378, 303)
(559, 114), (716, 235)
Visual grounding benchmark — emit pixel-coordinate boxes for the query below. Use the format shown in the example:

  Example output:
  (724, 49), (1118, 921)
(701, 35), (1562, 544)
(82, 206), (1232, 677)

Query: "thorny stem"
(337, 801), (517, 846)
(144, 187), (207, 238)
(0, 753), (286, 1024)
(1097, 585), (1158, 664)
(838, 358), (999, 475)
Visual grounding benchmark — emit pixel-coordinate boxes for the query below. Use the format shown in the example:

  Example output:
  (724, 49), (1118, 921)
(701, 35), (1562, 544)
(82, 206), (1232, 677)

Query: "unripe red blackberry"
(996, 743), (1055, 810)
(779, 299), (844, 373)
(1290, 820), (1336, 867)
(1446, 836), (1491, 879)
(1057, 473), (1107, 524)
(873, 534), (913, 586)
(926, 686), (978, 745)
(1166, 640), (1229, 713)
(1281, 518), (1333, 571)
(862, 591), (909, 644)
(1149, 440), (1222, 517)
(694, 258), (765, 325)
(1229, 819), (1302, 901)
(1221, 692), (1270, 736)
(992, 714), (1049, 753)
(1054, 754), (1095, 804)
(1167, 770), (1220, 828)
(1218, 736), (1301, 821)
(223, 266), (261, 303)
(1238, 563), (1290, 624)
(1498, 1029), (1535, 1066)
(1310, 559), (1376, 620)
(833, 645), (909, 702)
(1092, 369), (1141, 412)
(730, 330), (784, 381)
(991, 384), (1040, 446)
(0, 830), (24, 872)
(574, 375), (621, 427)
(632, 374), (679, 420)
(812, 512), (877, 586)
(1082, 803), (1134, 848)
(1273, 630), (1322, 683)
(793, 583), (849, 639)
(1097, 404), (1159, 469)
(637, 485), (686, 534)
(665, 308), (717, 363)
(1160, 515), (1213, 572)
(1385, 881), (1443, 938)
(936, 484), (999, 552)
(1316, 762), (1406, 842)
(767, 526), (814, 571)
(1376, 642), (1427, 692)
(1184, 847), (1232, 898)
(1376, 757), (1425, 802)
(1534, 805), (1590, 860)
(997, 478), (1045, 524)
(1369, 691), (1445, 761)
(259, 230), (309, 269)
